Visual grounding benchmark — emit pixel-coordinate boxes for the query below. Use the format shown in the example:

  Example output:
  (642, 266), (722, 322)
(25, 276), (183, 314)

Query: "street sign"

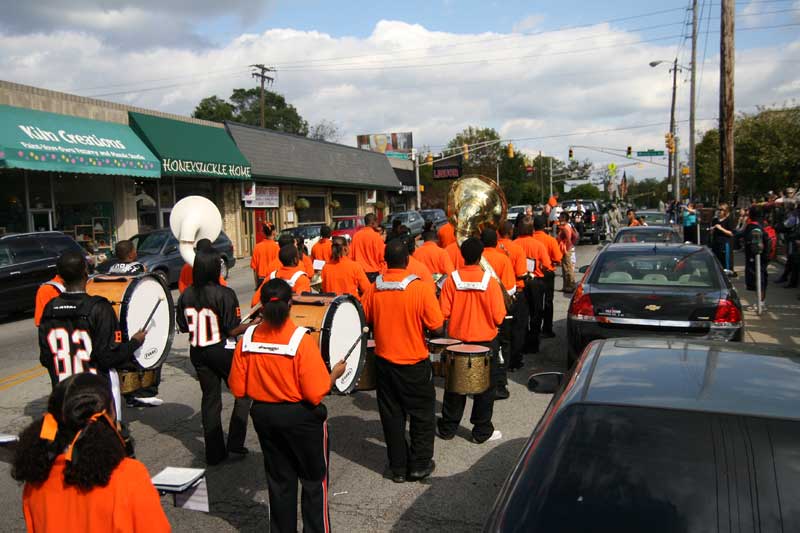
(636, 150), (665, 157)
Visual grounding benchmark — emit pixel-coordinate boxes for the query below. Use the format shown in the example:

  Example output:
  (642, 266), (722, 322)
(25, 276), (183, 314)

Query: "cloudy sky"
(1, 0), (798, 179)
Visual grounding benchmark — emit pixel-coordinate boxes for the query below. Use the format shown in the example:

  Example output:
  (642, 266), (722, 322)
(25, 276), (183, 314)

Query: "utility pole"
(690, 0), (698, 199)
(412, 149), (421, 209)
(538, 150), (544, 204)
(719, 0), (735, 201)
(669, 58), (679, 203)
(250, 64), (275, 129)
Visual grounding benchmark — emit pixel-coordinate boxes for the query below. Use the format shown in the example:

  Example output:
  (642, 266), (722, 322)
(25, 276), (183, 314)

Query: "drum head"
(447, 344), (490, 354)
(121, 274), (175, 369)
(429, 338), (462, 347)
(323, 295), (366, 394)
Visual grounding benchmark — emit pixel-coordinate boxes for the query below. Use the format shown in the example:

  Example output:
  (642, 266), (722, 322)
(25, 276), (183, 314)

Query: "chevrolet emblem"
(644, 304), (661, 311)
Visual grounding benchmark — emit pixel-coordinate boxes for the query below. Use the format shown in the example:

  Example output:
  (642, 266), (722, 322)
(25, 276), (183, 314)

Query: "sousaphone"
(170, 195), (223, 266)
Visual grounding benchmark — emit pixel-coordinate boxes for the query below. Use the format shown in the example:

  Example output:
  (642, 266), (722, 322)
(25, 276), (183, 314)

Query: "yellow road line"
(0, 365), (44, 385)
(0, 368), (48, 392)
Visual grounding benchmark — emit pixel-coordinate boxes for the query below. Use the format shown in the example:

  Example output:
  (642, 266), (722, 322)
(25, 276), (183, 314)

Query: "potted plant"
(329, 199), (341, 210)
(375, 200), (386, 210)
(295, 197), (310, 210)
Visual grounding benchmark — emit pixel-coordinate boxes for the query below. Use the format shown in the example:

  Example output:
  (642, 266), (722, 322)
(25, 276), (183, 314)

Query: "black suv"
(562, 199), (604, 244)
(419, 209), (448, 231)
(96, 229), (235, 286)
(0, 232), (87, 316)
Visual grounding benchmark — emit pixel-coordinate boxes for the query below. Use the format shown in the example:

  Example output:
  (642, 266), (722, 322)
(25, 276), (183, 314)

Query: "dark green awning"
(129, 112), (251, 180)
(0, 105), (160, 178)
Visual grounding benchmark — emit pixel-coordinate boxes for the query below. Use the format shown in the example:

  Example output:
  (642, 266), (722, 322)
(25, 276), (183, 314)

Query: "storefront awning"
(0, 105), (160, 178)
(129, 112), (251, 180)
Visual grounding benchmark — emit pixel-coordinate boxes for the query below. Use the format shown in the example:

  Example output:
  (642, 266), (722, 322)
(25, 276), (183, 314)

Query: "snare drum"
(86, 274), (175, 394)
(428, 338), (462, 378)
(444, 344), (491, 395)
(290, 294), (367, 394)
(355, 340), (377, 391)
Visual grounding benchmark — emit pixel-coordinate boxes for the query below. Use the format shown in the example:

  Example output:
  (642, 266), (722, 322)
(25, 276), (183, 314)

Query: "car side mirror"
(723, 269), (735, 278)
(578, 265), (590, 273)
(527, 372), (564, 394)
(165, 245), (177, 255)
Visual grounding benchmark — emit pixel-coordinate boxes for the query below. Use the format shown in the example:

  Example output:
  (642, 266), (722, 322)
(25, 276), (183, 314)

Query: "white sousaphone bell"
(170, 195), (223, 266)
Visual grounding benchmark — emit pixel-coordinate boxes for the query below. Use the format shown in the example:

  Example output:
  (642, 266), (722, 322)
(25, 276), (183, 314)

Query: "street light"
(650, 58), (681, 204)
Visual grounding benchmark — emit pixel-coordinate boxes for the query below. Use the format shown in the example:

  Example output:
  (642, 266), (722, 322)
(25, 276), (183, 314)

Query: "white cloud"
(0, 19), (798, 180)
(513, 14), (545, 33)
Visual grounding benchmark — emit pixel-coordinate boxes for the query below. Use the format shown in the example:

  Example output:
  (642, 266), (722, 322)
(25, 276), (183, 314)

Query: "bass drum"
(290, 294), (366, 395)
(87, 274), (175, 372)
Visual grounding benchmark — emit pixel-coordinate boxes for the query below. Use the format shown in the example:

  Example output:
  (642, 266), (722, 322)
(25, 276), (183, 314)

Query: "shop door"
(253, 209), (267, 244)
(29, 210), (53, 232)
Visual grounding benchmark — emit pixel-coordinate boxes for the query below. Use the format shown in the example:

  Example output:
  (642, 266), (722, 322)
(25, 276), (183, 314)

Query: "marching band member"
(251, 222), (280, 289)
(514, 216), (552, 361)
(350, 213), (385, 282)
(321, 237), (371, 299)
(413, 231), (455, 277)
(437, 238), (506, 443)
(311, 225), (333, 263)
(497, 222), (529, 372)
(296, 237), (315, 277)
(178, 239), (227, 293)
(34, 273), (64, 327)
(12, 373), (170, 533)
(532, 215), (562, 338)
(437, 220), (456, 249)
(229, 279), (346, 533)
(361, 241), (444, 483)
(176, 248), (254, 465)
(381, 254), (436, 292)
(107, 240), (145, 275)
(251, 245), (312, 307)
(444, 239), (463, 271)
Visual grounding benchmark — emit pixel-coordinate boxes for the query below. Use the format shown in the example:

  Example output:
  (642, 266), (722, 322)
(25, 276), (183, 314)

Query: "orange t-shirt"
(229, 319), (331, 405)
(250, 239), (280, 279)
(437, 223), (456, 249)
(498, 237), (528, 290)
(349, 227), (385, 273)
(482, 246), (516, 293)
(533, 230), (563, 269)
(445, 241), (464, 271)
(413, 241), (455, 275)
(548, 196), (558, 208)
(34, 275), (64, 327)
(23, 455), (170, 533)
(251, 266), (311, 307)
(311, 238), (333, 263)
(381, 256), (435, 290)
(629, 219), (642, 227)
(361, 268), (444, 365)
(178, 264), (227, 293)
(439, 265), (507, 343)
(514, 235), (552, 277)
(321, 257), (371, 299)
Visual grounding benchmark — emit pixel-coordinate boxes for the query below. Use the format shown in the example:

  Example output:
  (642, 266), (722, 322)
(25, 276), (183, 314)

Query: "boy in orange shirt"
(350, 213), (385, 281)
(437, 221), (456, 249)
(251, 245), (311, 307)
(311, 225), (333, 263)
(532, 215), (562, 338)
(413, 231), (455, 277)
(514, 216), (552, 359)
(498, 221), (530, 373)
(250, 222), (279, 289)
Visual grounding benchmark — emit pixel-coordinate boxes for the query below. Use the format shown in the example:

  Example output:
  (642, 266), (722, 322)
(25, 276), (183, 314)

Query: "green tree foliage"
(193, 88), (309, 135)
(445, 126), (501, 177)
(625, 178), (669, 207)
(695, 106), (799, 199)
(562, 183), (602, 200)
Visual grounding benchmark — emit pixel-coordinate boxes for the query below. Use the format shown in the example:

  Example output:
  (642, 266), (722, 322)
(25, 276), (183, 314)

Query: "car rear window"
(136, 232), (169, 254)
(38, 234), (82, 255)
(591, 250), (718, 288)
(640, 212), (666, 224)
(615, 230), (680, 244)
(335, 219), (355, 230)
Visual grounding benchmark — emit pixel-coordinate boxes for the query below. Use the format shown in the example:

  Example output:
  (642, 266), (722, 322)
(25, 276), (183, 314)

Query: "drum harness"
(241, 324), (309, 356)
(375, 274), (418, 291)
(269, 270), (307, 288)
(42, 280), (65, 293)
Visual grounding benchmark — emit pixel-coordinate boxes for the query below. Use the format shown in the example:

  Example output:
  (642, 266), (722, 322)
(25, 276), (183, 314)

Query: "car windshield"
(591, 250), (718, 288)
(135, 232), (169, 254)
(388, 213), (409, 223)
(508, 206), (525, 215)
(615, 229), (680, 244)
(639, 212), (666, 224)
(420, 210), (443, 221)
(335, 219), (355, 230)
(562, 201), (590, 211)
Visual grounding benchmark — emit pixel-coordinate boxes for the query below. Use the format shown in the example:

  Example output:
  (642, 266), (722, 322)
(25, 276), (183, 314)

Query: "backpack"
(764, 224), (777, 260)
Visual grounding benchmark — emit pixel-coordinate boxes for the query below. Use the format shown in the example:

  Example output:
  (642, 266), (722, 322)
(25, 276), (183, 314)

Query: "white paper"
(0, 434), (18, 444)
(313, 259), (326, 271)
(152, 467), (206, 491)
(526, 258), (537, 273)
(174, 477), (209, 513)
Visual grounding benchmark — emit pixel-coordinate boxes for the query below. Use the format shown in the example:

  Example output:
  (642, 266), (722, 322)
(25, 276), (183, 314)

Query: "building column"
(114, 176), (138, 240)
(220, 181), (245, 258)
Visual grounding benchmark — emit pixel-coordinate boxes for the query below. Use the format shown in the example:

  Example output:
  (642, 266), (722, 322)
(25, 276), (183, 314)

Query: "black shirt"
(176, 284), (241, 354)
(38, 292), (142, 384)
(711, 216), (734, 246)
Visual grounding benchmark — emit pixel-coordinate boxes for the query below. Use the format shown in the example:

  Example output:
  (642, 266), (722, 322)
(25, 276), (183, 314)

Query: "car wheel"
(220, 258), (229, 280)
(153, 269), (169, 285)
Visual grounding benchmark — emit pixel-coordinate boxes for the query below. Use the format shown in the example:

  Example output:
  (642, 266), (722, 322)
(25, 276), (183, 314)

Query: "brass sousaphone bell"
(446, 174), (508, 244)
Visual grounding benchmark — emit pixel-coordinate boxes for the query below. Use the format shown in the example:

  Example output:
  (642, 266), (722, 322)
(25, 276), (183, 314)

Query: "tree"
(192, 88), (309, 136)
(562, 183), (602, 200)
(308, 119), (342, 142)
(445, 126), (502, 177)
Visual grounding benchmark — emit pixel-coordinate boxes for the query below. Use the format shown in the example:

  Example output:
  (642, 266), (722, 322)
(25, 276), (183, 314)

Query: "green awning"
(0, 105), (160, 178)
(129, 112), (251, 180)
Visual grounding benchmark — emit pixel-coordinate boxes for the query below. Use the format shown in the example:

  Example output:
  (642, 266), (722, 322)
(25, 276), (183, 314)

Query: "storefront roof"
(226, 122), (402, 191)
(129, 112), (251, 180)
(0, 105), (160, 178)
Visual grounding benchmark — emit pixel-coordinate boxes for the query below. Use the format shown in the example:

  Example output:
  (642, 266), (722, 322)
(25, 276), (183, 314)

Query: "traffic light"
(507, 143), (514, 158)
(664, 132), (675, 153)
(568, 147), (574, 160)
(626, 146), (632, 158)
(426, 152), (433, 164)
(462, 143), (469, 161)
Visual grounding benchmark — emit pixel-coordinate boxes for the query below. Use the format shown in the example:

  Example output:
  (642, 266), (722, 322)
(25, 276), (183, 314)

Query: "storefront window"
(297, 196), (326, 224)
(28, 174), (52, 209)
(53, 174), (115, 253)
(332, 193), (358, 217)
(176, 179), (215, 203)
(0, 170), (27, 234)
(136, 181), (159, 233)
(159, 180), (175, 208)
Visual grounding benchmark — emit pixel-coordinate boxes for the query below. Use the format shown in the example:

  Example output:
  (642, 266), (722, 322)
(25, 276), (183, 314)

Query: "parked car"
(96, 229), (235, 286)
(332, 216), (364, 241)
(486, 338), (800, 532)
(419, 209), (448, 231)
(636, 209), (669, 226)
(280, 224), (322, 255)
(381, 210), (426, 237)
(612, 225), (682, 244)
(561, 199), (603, 244)
(566, 243), (742, 367)
(0, 231), (89, 316)
(507, 205), (532, 222)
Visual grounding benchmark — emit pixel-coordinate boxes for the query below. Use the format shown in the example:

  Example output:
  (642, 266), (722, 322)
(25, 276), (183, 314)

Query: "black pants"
(375, 356), (435, 475)
(438, 338), (499, 443)
(525, 277), (545, 351)
(744, 254), (768, 298)
(509, 290), (529, 367)
(251, 401), (330, 533)
(684, 224), (698, 244)
(190, 346), (250, 465)
(496, 315), (512, 387)
(542, 270), (556, 334)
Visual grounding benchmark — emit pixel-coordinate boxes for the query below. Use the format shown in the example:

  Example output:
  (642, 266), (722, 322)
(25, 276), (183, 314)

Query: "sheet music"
(313, 259), (326, 270)
(152, 467), (206, 492)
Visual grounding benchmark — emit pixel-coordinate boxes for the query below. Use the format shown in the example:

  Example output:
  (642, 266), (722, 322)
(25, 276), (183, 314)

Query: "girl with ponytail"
(321, 236), (372, 299)
(12, 373), (169, 532)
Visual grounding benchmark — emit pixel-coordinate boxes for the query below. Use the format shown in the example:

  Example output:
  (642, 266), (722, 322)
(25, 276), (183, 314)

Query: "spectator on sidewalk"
(683, 202), (698, 244)
(711, 202), (735, 272)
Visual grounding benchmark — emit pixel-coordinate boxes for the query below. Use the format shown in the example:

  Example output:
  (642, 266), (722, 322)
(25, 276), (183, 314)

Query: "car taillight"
(591, 212), (597, 223)
(714, 299), (742, 324)
(569, 285), (595, 320)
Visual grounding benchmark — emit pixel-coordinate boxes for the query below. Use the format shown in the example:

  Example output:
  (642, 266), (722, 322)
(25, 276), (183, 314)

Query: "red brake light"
(714, 299), (742, 324)
(569, 284), (595, 319)
(591, 212), (597, 223)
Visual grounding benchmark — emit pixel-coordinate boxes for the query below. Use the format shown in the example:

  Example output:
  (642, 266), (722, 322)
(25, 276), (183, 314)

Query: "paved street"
(0, 244), (796, 532)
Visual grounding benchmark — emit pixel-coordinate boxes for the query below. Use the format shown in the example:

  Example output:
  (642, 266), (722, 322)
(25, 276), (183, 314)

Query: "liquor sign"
(432, 156), (462, 180)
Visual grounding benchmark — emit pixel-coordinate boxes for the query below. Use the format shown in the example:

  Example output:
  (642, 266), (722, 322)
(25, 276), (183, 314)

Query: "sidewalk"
(729, 251), (800, 347)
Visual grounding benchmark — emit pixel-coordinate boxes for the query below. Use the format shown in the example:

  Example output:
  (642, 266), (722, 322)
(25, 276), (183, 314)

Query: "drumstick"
(143, 297), (164, 330)
(243, 304), (262, 322)
(342, 327), (370, 363)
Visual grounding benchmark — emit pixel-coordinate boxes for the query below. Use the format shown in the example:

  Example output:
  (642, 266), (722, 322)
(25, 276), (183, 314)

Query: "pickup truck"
(561, 199), (604, 244)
